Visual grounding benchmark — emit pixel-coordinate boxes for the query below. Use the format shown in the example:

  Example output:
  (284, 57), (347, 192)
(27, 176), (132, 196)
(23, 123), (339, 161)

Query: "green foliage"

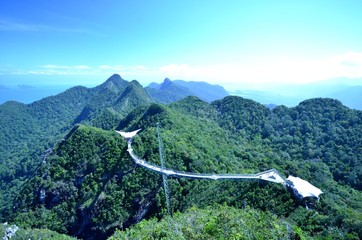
(74, 76), (152, 127)
(270, 98), (362, 190)
(1, 86), (361, 240)
(109, 205), (308, 240)
(212, 96), (271, 135)
(0, 223), (76, 239)
(0, 86), (95, 219)
(10, 125), (162, 239)
(0, 75), (153, 223)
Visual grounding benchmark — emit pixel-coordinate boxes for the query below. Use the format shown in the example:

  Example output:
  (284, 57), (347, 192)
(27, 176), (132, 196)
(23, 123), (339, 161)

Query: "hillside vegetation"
(110, 205), (308, 240)
(0, 76), (361, 239)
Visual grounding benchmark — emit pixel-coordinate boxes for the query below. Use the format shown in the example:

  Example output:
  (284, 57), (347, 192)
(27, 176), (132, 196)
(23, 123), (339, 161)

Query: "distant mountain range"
(146, 78), (229, 103)
(329, 86), (362, 110)
(1, 75), (360, 110)
(231, 78), (362, 110)
(0, 76), (229, 105)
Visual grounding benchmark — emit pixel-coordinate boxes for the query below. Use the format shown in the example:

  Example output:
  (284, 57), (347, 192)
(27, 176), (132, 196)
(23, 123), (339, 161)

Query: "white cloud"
(159, 64), (193, 77)
(9, 64), (155, 81)
(328, 51), (362, 78)
(96, 65), (154, 77)
(2, 52), (362, 89)
(98, 65), (114, 70)
(156, 51), (362, 89)
(42, 64), (91, 70)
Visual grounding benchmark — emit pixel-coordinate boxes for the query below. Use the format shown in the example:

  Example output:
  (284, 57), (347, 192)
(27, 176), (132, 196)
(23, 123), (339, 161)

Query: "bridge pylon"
(157, 123), (171, 216)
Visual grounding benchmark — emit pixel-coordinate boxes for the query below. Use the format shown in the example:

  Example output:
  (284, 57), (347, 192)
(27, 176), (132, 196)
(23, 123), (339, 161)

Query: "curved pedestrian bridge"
(116, 129), (323, 199)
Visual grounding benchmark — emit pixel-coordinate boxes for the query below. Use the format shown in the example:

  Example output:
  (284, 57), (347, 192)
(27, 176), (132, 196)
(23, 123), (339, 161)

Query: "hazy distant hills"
(146, 78), (229, 103)
(2, 75), (360, 110)
(329, 86), (362, 110)
(231, 78), (362, 110)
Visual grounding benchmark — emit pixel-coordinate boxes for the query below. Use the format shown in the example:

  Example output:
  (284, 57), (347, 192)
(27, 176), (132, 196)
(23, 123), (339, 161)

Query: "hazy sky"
(1, 0), (362, 90)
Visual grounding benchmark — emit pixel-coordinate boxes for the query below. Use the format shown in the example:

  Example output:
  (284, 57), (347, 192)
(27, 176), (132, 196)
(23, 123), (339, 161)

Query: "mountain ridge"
(0, 74), (361, 239)
(9, 95), (362, 239)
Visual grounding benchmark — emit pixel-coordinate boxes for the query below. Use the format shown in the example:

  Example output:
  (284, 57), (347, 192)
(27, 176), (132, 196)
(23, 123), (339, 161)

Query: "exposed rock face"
(3, 224), (19, 240)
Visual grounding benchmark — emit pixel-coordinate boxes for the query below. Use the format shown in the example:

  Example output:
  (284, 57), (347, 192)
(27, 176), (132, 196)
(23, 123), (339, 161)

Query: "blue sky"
(1, 0), (362, 90)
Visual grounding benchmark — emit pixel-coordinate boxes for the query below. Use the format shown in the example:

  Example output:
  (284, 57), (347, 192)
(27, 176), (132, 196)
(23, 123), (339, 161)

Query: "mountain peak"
(105, 73), (125, 84)
(161, 78), (173, 89)
(130, 79), (144, 88)
(97, 74), (128, 93)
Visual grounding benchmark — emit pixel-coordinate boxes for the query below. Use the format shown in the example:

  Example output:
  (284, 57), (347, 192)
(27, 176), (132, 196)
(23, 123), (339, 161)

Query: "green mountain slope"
(8, 96), (362, 239)
(0, 85), (94, 165)
(271, 98), (362, 190)
(11, 125), (162, 239)
(0, 74), (154, 221)
(74, 75), (153, 129)
(0, 86), (95, 218)
(110, 205), (308, 240)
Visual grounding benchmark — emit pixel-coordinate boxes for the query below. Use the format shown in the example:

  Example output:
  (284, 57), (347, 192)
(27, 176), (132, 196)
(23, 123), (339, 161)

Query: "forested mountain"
(74, 75), (152, 129)
(0, 74), (153, 219)
(2, 94), (360, 239)
(146, 78), (229, 103)
(1, 75), (361, 239)
(0, 85), (95, 217)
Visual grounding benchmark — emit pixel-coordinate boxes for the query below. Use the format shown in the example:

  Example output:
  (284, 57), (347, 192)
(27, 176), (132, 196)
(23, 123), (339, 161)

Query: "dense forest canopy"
(0, 76), (361, 239)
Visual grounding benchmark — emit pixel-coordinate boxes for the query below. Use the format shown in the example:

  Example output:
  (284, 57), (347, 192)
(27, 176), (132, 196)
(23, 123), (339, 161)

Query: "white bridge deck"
(117, 129), (323, 199)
